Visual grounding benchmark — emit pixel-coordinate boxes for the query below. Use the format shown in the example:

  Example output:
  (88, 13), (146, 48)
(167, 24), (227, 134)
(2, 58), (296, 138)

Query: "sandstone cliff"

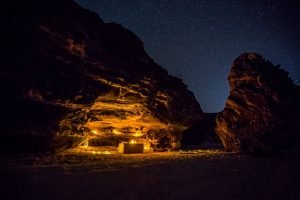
(216, 53), (300, 154)
(2, 0), (202, 153)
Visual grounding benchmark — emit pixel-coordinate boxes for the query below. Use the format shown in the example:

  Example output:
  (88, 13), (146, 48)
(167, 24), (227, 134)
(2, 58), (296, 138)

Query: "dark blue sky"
(75, 0), (300, 112)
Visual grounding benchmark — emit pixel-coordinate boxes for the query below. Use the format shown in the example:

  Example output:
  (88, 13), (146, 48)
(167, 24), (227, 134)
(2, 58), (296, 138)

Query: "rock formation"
(2, 0), (203, 153)
(216, 53), (300, 154)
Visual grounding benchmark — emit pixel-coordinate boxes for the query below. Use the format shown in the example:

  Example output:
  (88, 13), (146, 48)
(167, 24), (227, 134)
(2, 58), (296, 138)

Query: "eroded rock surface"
(216, 53), (300, 154)
(2, 0), (202, 152)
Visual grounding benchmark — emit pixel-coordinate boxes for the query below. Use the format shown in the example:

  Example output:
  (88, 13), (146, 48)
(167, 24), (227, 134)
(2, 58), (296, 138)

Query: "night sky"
(75, 0), (300, 112)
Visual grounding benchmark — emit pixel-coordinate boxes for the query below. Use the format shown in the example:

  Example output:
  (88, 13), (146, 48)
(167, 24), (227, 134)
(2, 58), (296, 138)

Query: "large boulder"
(2, 0), (203, 153)
(216, 53), (300, 154)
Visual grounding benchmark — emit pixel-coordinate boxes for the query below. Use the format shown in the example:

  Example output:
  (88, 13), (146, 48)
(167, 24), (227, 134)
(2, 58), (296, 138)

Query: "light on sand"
(91, 150), (112, 155)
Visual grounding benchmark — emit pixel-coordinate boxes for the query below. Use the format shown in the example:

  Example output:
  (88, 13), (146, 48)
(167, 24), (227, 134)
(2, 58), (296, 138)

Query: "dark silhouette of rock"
(2, 0), (203, 153)
(182, 113), (221, 147)
(216, 53), (300, 154)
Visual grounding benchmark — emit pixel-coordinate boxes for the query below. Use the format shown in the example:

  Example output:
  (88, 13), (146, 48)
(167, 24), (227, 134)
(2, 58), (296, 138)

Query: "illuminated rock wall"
(4, 0), (203, 152)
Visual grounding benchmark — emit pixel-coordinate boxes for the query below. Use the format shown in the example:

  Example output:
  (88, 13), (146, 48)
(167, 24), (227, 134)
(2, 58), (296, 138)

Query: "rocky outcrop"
(2, 0), (202, 153)
(216, 53), (300, 154)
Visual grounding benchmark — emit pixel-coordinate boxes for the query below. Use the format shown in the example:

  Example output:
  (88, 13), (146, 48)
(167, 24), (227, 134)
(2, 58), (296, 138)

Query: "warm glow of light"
(143, 142), (152, 151)
(133, 130), (143, 137)
(113, 129), (122, 135)
(129, 139), (137, 144)
(90, 150), (112, 154)
(84, 93), (172, 139)
(84, 140), (89, 147)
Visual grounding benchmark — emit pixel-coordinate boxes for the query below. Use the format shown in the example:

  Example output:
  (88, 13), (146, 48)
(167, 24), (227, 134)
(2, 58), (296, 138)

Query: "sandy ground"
(1, 148), (300, 200)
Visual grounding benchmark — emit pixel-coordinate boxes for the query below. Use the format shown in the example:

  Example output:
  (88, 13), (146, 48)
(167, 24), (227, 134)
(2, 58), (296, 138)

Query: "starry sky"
(75, 0), (300, 112)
